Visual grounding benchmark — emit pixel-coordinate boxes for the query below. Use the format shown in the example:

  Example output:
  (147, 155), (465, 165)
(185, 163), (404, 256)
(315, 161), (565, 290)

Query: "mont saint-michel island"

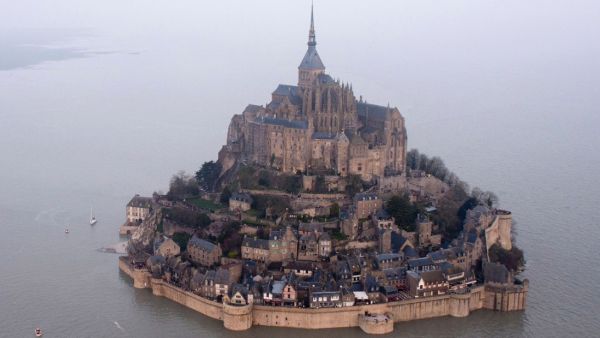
(119, 7), (528, 335)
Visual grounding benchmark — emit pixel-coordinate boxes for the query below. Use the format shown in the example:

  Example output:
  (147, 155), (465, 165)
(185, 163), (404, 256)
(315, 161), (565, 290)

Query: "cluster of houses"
(127, 184), (516, 308)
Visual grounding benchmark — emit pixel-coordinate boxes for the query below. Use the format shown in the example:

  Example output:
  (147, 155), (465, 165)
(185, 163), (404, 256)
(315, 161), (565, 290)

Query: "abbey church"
(220, 7), (407, 181)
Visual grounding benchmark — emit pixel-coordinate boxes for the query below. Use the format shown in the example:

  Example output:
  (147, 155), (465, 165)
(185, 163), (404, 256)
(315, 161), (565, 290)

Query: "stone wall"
(119, 260), (526, 334)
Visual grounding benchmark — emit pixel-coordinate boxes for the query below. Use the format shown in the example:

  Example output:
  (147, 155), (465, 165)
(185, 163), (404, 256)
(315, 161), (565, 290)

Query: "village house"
(407, 257), (437, 272)
(407, 270), (449, 298)
(310, 290), (342, 308)
(154, 237), (180, 257)
(282, 282), (298, 306)
(126, 194), (153, 224)
(375, 253), (403, 270)
(373, 209), (395, 230)
(241, 236), (270, 262)
(269, 226), (298, 262)
(318, 232), (332, 257)
(187, 236), (222, 267)
(229, 192), (253, 212)
(298, 232), (319, 261)
(353, 193), (382, 219)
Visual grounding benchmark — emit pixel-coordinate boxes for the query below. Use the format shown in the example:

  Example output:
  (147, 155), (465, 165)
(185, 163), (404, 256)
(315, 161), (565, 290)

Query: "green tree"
(330, 202), (340, 218)
(488, 243), (526, 272)
(195, 161), (222, 192)
(458, 197), (479, 222)
(386, 195), (418, 231)
(168, 171), (200, 200)
(220, 186), (232, 204)
(172, 232), (191, 251)
(346, 174), (363, 196)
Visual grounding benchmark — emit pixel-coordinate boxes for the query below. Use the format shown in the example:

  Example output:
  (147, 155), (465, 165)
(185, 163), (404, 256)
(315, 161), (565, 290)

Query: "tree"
(168, 171), (200, 200)
(458, 197), (479, 222)
(407, 149), (419, 170)
(258, 170), (271, 188)
(488, 243), (526, 272)
(281, 175), (302, 194)
(330, 202), (340, 218)
(386, 195), (418, 231)
(172, 232), (191, 251)
(346, 174), (363, 196)
(220, 186), (232, 204)
(195, 161), (222, 192)
(472, 187), (499, 208)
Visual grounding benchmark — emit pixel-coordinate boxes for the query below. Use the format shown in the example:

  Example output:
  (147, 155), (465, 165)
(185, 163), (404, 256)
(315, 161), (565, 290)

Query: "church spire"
(308, 3), (316, 47)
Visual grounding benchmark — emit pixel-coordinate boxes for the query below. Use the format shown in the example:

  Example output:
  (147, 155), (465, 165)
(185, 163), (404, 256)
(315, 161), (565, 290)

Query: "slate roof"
(312, 131), (336, 140)
(189, 236), (218, 252)
(299, 45), (325, 70)
(420, 270), (445, 283)
(273, 84), (299, 96)
(357, 102), (390, 121)
(242, 236), (269, 250)
(402, 246), (419, 258)
(244, 104), (262, 114)
(376, 253), (402, 262)
(257, 116), (308, 129)
(353, 192), (378, 202)
(408, 257), (435, 269)
(127, 195), (153, 208)
(230, 192), (253, 204)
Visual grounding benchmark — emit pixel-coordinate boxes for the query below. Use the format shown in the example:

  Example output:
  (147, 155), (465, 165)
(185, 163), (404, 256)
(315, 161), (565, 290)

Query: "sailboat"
(89, 207), (97, 225)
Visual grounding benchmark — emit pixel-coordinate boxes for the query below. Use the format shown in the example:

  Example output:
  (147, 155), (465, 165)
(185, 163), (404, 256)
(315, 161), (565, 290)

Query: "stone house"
(298, 232), (319, 261)
(298, 223), (324, 236)
(241, 236), (269, 262)
(213, 268), (231, 299)
(310, 290), (342, 308)
(407, 257), (437, 272)
(417, 216), (442, 248)
(318, 232), (332, 257)
(126, 194), (153, 224)
(269, 226), (298, 262)
(407, 270), (449, 298)
(375, 253), (403, 270)
(229, 192), (253, 212)
(284, 261), (315, 278)
(227, 284), (249, 305)
(379, 285), (399, 302)
(383, 267), (408, 291)
(353, 193), (382, 219)
(373, 209), (395, 230)
(282, 283), (298, 306)
(155, 238), (180, 257)
(187, 236), (222, 267)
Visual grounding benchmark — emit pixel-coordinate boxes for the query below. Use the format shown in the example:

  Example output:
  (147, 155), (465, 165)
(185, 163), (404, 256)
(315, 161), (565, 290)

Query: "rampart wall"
(119, 260), (527, 334)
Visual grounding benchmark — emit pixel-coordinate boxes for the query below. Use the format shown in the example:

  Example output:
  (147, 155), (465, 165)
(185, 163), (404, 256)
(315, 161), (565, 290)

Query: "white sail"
(90, 207), (97, 225)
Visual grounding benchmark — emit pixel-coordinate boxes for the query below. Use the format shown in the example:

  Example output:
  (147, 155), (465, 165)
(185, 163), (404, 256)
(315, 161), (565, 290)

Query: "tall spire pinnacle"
(308, 2), (316, 46)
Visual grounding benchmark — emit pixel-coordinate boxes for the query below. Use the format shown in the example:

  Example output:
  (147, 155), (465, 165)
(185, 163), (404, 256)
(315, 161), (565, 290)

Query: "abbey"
(220, 7), (407, 180)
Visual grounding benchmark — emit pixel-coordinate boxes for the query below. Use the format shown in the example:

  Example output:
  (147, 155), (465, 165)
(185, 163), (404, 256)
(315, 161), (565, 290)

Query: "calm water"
(1, 1), (599, 337)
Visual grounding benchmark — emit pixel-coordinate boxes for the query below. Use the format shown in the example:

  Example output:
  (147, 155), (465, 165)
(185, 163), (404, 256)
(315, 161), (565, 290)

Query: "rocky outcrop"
(127, 208), (162, 256)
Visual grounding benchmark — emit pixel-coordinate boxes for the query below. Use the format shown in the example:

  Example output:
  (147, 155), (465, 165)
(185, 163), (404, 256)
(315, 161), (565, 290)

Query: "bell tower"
(298, 4), (325, 90)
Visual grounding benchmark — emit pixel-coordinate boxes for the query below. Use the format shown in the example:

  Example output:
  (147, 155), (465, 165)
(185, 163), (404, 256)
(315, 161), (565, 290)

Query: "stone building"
(229, 192), (253, 212)
(407, 270), (449, 298)
(219, 6), (407, 181)
(241, 236), (269, 262)
(318, 232), (332, 257)
(126, 194), (153, 224)
(187, 236), (222, 267)
(298, 232), (319, 261)
(269, 226), (298, 262)
(354, 193), (382, 219)
(155, 238), (180, 257)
